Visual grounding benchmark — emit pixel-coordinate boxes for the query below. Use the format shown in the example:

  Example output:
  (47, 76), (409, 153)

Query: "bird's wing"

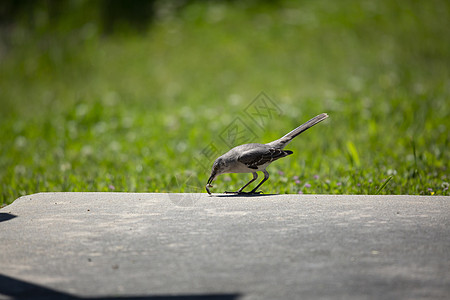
(237, 147), (293, 169)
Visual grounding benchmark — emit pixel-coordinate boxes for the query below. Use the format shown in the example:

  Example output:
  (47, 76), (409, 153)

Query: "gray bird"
(206, 113), (328, 195)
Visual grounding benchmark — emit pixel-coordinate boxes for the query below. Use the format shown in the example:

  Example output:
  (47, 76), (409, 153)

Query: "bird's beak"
(207, 174), (215, 185)
(206, 173), (216, 195)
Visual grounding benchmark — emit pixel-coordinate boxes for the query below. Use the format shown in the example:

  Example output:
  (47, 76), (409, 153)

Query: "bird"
(205, 113), (328, 195)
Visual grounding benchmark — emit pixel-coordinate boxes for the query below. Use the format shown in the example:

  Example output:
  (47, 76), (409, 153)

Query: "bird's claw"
(251, 191), (263, 194)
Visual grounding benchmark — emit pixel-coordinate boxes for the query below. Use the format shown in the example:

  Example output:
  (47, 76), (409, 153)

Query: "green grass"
(1, 0), (449, 205)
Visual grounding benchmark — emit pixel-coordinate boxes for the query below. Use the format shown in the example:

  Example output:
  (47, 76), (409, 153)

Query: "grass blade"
(346, 141), (361, 168)
(376, 176), (393, 195)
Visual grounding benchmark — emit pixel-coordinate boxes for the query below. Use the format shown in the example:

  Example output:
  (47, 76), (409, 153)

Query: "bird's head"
(206, 157), (226, 194)
(207, 157), (226, 184)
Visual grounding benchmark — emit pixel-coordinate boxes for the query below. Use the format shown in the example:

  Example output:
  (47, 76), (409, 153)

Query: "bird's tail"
(266, 113), (328, 149)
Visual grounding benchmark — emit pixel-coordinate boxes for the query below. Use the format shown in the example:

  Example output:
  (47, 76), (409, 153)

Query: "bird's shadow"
(212, 193), (278, 198)
(0, 273), (240, 300)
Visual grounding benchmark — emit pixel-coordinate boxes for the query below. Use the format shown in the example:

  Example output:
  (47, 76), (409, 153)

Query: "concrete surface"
(0, 192), (449, 300)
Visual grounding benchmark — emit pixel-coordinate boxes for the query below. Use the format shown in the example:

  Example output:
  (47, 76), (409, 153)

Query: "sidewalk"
(1, 193), (449, 299)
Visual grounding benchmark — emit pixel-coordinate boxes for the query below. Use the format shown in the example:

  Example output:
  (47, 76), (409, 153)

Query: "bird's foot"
(248, 190), (263, 195)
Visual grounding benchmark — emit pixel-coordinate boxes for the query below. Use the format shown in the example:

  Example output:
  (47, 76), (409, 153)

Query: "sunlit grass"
(1, 0), (449, 205)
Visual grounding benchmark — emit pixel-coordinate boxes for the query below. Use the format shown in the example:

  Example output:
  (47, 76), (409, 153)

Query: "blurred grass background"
(1, 0), (449, 205)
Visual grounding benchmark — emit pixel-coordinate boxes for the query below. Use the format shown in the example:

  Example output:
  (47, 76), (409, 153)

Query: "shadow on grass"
(0, 274), (241, 300)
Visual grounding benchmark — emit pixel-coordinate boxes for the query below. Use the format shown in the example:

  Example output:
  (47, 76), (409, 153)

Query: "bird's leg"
(238, 172), (258, 193)
(249, 170), (269, 194)
(224, 172), (258, 194)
